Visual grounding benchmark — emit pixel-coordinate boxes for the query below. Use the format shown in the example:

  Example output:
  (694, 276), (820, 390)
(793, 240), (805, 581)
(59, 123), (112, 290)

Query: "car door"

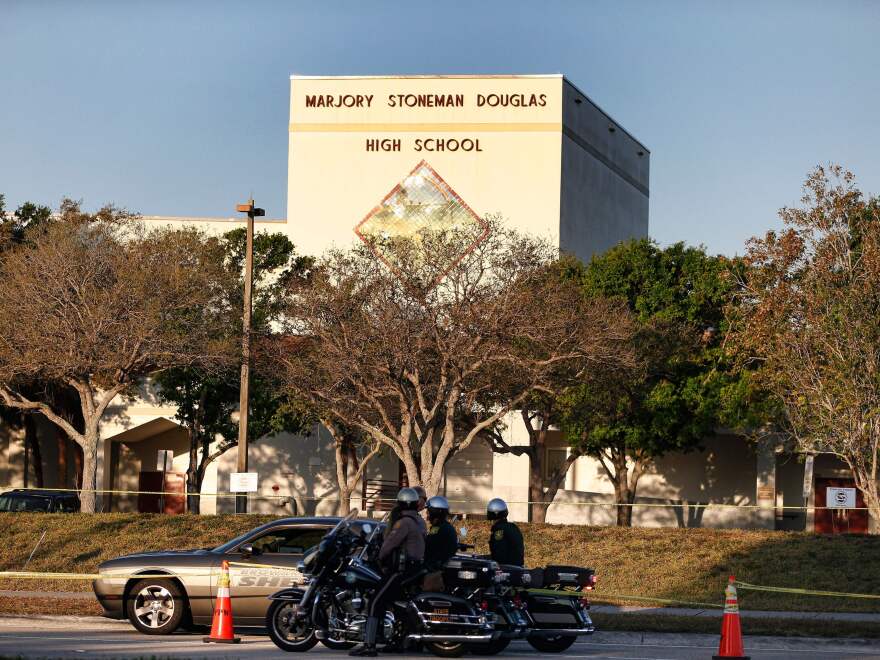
(222, 524), (332, 624)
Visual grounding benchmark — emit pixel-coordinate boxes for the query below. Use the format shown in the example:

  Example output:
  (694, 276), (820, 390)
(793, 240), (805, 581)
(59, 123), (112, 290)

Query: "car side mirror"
(240, 543), (260, 558)
(362, 523), (373, 536)
(459, 527), (468, 538)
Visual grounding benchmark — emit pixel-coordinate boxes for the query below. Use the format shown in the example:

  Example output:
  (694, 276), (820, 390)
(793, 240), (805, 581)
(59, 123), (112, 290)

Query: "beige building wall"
(287, 75), (564, 258)
(490, 426), (769, 529)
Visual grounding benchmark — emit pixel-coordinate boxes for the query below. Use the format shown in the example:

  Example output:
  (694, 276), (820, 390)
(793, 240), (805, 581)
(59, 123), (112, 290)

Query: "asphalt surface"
(0, 616), (878, 660)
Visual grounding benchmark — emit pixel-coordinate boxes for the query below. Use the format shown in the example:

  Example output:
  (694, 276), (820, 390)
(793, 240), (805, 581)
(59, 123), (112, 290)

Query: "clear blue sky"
(1, 0), (878, 256)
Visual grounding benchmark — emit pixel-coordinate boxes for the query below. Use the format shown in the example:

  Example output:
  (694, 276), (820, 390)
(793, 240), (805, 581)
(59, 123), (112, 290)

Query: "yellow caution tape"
(0, 562), (302, 581)
(524, 587), (722, 609)
(227, 561), (301, 572)
(0, 570), (212, 580)
(1, 486), (870, 511)
(735, 581), (880, 600)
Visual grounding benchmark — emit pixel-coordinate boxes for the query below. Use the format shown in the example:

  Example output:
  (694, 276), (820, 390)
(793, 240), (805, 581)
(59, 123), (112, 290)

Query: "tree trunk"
(337, 489), (352, 516)
(186, 465), (201, 514)
(25, 415), (43, 488)
(524, 411), (551, 523)
(79, 434), (99, 513)
(606, 452), (643, 527)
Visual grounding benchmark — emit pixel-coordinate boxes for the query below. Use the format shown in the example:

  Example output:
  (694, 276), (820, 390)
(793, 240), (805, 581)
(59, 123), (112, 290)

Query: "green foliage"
(154, 230), (313, 454)
(562, 239), (746, 461)
(0, 194), (52, 252)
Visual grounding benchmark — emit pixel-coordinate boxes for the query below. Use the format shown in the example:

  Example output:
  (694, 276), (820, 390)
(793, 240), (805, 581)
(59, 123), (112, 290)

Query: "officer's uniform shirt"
(489, 519), (525, 567)
(424, 519), (458, 568)
(379, 509), (426, 563)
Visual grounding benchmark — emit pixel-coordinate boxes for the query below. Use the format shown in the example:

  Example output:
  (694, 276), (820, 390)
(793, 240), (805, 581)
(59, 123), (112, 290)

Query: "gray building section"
(559, 77), (650, 262)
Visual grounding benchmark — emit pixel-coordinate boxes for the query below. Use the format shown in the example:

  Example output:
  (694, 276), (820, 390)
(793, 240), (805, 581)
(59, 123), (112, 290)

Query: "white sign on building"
(827, 487), (856, 509)
(230, 472), (259, 493)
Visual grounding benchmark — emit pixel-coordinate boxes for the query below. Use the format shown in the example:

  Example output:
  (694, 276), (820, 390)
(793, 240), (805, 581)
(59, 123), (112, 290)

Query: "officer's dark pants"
(363, 571), (405, 648)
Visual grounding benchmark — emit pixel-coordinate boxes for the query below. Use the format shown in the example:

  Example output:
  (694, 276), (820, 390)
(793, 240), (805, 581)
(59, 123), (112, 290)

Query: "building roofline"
(140, 215), (286, 224)
(288, 74), (649, 153)
(562, 77), (650, 154)
(290, 73), (564, 80)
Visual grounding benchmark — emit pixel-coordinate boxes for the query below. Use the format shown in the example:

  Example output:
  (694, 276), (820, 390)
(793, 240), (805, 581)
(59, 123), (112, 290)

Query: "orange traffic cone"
(204, 560), (241, 644)
(713, 575), (748, 659)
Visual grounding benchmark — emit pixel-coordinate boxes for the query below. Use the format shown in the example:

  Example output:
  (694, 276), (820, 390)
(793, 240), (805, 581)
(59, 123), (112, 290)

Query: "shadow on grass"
(656, 530), (880, 613)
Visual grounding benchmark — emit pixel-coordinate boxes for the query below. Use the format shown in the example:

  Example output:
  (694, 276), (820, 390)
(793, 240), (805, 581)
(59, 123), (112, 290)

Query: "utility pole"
(235, 198), (264, 513)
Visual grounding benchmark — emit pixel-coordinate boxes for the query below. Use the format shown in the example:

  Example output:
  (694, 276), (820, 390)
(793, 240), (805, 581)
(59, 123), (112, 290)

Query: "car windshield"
(212, 514), (359, 553)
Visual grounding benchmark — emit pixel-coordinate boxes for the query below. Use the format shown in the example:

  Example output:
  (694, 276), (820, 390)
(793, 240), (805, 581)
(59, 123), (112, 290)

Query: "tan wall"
(490, 426), (767, 529)
(214, 424), (400, 517)
(287, 75), (564, 258)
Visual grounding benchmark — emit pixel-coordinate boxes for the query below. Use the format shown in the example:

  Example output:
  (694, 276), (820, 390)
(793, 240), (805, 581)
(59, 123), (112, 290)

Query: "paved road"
(0, 616), (878, 660)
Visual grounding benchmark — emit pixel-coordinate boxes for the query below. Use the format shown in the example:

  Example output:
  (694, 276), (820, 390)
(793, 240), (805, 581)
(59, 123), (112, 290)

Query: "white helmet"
(426, 495), (449, 517)
(486, 498), (508, 520)
(396, 487), (420, 510)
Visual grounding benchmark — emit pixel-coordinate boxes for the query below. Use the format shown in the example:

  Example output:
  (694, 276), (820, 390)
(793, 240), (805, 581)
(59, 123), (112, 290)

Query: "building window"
(545, 448), (569, 480)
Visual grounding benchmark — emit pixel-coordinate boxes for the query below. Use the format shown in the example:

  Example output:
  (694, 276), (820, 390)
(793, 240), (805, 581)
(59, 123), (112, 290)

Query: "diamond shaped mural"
(355, 160), (489, 283)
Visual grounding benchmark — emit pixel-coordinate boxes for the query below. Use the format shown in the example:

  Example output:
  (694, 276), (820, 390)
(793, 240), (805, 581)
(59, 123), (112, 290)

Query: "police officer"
(388, 485), (426, 527)
(424, 496), (458, 569)
(351, 487), (426, 657)
(486, 498), (525, 567)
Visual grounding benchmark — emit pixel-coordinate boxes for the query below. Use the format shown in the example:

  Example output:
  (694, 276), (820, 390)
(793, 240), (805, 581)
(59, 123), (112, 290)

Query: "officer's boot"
(349, 617), (379, 657)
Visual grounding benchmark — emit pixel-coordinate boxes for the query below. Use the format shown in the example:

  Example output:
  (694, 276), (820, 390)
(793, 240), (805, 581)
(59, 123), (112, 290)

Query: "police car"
(92, 516), (379, 634)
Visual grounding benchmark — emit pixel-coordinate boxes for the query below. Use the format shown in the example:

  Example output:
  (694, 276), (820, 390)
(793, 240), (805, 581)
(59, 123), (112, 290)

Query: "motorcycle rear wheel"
(267, 600), (319, 652)
(469, 637), (511, 655)
(425, 641), (467, 657)
(527, 634), (576, 652)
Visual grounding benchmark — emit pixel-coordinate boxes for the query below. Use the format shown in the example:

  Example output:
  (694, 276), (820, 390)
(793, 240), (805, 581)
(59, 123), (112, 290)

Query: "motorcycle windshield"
(326, 508), (360, 539)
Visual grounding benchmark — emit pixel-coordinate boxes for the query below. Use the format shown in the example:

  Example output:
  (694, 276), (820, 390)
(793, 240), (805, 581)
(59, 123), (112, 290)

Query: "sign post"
(234, 198), (265, 513)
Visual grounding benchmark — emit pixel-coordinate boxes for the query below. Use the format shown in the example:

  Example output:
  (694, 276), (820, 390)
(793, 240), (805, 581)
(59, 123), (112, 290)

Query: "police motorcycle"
(265, 509), (496, 657)
(448, 528), (596, 655)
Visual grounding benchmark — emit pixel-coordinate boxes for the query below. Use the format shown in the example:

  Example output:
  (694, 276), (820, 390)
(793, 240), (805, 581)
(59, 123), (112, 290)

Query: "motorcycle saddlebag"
(443, 557), (496, 588)
(498, 565), (544, 589)
(542, 565), (594, 589)
(525, 592), (588, 629)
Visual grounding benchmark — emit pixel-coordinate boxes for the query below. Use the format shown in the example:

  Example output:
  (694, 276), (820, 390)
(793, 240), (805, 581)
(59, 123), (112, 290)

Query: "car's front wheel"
(126, 578), (186, 635)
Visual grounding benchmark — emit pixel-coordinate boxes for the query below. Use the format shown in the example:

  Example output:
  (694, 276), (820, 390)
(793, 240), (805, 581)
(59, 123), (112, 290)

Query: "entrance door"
(814, 478), (868, 534)
(137, 471), (186, 514)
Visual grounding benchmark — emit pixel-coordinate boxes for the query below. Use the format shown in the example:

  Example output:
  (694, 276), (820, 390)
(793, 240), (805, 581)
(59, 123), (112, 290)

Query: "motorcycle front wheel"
(526, 634), (576, 652)
(424, 641), (467, 658)
(266, 600), (319, 652)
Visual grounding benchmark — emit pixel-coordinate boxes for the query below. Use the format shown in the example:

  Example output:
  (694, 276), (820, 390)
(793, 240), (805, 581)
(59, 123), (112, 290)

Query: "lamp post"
(235, 198), (264, 513)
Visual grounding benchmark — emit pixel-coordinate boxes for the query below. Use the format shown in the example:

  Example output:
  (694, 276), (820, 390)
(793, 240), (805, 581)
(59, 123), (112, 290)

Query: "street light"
(235, 198), (264, 513)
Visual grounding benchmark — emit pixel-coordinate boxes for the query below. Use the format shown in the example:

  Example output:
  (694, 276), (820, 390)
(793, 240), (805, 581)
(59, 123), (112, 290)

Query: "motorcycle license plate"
(433, 608), (450, 622)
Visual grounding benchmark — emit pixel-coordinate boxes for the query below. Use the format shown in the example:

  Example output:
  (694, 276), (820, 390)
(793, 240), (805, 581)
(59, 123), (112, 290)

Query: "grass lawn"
(2, 513), (879, 616)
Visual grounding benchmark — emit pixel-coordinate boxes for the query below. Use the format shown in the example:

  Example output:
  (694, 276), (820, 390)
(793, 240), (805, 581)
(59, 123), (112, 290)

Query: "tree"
(477, 257), (639, 523)
(0, 195), (52, 253)
(0, 195), (79, 489)
(730, 165), (880, 528)
(154, 229), (313, 513)
(0, 200), (233, 512)
(561, 239), (739, 526)
(264, 219), (635, 497)
(323, 419), (382, 515)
